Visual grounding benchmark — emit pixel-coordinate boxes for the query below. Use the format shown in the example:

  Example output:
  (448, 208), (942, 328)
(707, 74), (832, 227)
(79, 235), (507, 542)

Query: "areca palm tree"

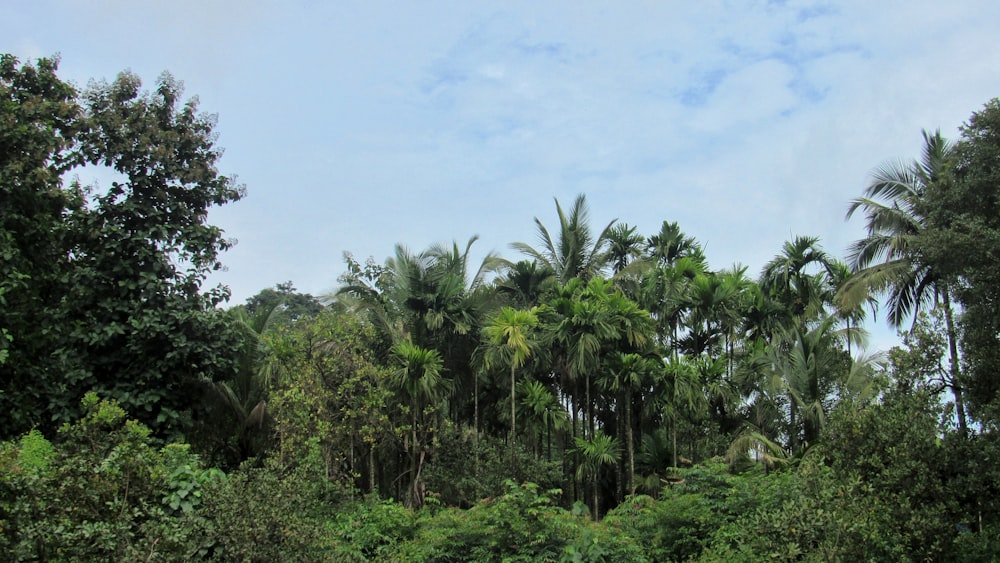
(573, 430), (620, 520)
(199, 302), (280, 467)
(757, 316), (870, 455)
(647, 220), (705, 267)
(760, 236), (836, 323)
(495, 259), (555, 308)
(482, 306), (540, 467)
(639, 255), (703, 359)
(516, 379), (567, 460)
(340, 237), (502, 429)
(390, 341), (449, 508)
(603, 352), (655, 498)
(511, 194), (615, 284)
(651, 356), (706, 468)
(606, 222), (645, 275)
(826, 260), (872, 357)
(841, 129), (967, 431)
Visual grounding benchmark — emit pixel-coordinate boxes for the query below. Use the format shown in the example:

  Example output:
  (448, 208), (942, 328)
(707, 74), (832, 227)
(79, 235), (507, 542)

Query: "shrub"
(0, 393), (208, 560)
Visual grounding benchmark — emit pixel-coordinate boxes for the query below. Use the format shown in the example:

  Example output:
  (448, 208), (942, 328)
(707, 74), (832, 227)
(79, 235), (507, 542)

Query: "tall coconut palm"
(482, 306), (540, 467)
(841, 129), (966, 431)
(511, 194), (615, 284)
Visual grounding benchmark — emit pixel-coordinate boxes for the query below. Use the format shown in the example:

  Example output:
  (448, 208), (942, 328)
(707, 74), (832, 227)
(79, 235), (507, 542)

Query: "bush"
(423, 423), (562, 507)
(327, 496), (416, 561)
(395, 480), (648, 562)
(604, 460), (757, 562)
(0, 393), (210, 560)
(195, 460), (337, 562)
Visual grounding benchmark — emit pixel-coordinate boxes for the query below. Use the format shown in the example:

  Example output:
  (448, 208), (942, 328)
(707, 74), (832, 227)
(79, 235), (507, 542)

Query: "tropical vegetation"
(4, 54), (1000, 560)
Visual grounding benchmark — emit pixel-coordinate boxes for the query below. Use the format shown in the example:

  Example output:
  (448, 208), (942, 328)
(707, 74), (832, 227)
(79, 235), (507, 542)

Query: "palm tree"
(639, 255), (703, 359)
(573, 430), (620, 520)
(340, 237), (502, 430)
(757, 316), (870, 455)
(390, 341), (449, 508)
(606, 223), (645, 275)
(199, 302), (280, 467)
(826, 260), (872, 357)
(646, 220), (705, 267)
(495, 259), (556, 308)
(516, 379), (568, 460)
(603, 352), (654, 498)
(841, 129), (966, 431)
(760, 236), (836, 323)
(511, 194), (615, 284)
(482, 306), (540, 467)
(652, 356), (708, 468)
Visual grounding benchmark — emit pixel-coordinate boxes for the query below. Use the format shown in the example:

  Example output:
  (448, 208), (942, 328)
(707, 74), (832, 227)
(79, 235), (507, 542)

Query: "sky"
(5, 1), (1000, 352)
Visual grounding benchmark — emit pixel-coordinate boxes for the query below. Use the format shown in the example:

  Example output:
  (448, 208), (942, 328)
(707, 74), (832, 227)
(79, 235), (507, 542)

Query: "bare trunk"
(625, 388), (635, 497)
(368, 442), (375, 494)
(942, 289), (969, 433)
(474, 372), (479, 475)
(592, 472), (600, 521)
(616, 390), (625, 503)
(511, 364), (517, 469)
(586, 374), (593, 439)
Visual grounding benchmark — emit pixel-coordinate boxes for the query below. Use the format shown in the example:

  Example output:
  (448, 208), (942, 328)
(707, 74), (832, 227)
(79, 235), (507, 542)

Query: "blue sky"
(6, 1), (1000, 352)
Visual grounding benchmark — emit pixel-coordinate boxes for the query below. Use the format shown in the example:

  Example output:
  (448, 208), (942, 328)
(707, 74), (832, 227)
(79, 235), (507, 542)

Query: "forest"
(3, 54), (1000, 561)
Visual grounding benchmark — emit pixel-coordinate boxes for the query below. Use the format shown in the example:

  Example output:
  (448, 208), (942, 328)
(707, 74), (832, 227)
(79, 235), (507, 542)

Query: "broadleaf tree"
(0, 55), (244, 437)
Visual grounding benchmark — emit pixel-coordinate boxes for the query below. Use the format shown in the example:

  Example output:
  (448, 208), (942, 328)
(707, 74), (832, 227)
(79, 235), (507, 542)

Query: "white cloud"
(4, 0), (1000, 349)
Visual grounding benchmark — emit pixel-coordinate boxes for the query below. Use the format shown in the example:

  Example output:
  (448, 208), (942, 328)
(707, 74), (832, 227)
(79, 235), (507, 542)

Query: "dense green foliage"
(3, 54), (1000, 560)
(0, 54), (242, 437)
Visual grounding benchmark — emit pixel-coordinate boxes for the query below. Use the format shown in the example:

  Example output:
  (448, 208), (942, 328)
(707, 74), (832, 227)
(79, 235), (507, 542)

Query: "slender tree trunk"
(616, 390), (625, 503)
(511, 364), (517, 469)
(592, 472), (600, 521)
(474, 373), (479, 475)
(672, 413), (678, 469)
(789, 397), (797, 456)
(546, 418), (552, 462)
(625, 387), (635, 497)
(571, 376), (580, 504)
(942, 289), (969, 433)
(672, 368), (679, 468)
(846, 317), (852, 358)
(586, 374), (593, 439)
(408, 403), (419, 508)
(369, 442), (376, 494)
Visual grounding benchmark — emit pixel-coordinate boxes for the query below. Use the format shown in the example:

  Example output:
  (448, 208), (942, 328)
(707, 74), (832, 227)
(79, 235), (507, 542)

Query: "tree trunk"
(625, 388), (635, 497)
(369, 442), (376, 494)
(511, 364), (517, 469)
(789, 396), (797, 456)
(942, 289), (968, 433)
(586, 373), (593, 439)
(616, 390), (625, 503)
(474, 372), (479, 475)
(408, 402), (420, 509)
(592, 472), (600, 521)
